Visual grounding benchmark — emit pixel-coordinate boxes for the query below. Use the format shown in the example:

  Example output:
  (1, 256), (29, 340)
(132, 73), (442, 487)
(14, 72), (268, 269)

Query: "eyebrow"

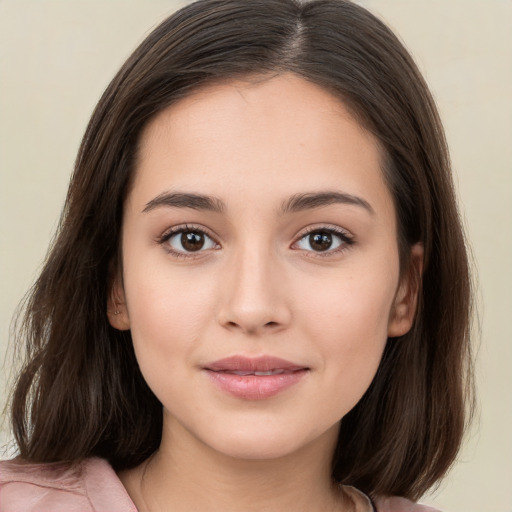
(143, 192), (225, 213)
(280, 191), (375, 216)
(143, 190), (374, 216)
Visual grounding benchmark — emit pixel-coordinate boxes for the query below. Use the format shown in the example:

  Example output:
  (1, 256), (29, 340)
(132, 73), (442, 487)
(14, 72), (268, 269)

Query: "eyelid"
(291, 224), (355, 257)
(156, 223), (221, 258)
(156, 222), (354, 259)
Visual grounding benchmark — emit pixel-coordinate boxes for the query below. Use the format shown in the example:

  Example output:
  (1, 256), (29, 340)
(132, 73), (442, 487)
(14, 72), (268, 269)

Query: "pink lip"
(203, 356), (309, 400)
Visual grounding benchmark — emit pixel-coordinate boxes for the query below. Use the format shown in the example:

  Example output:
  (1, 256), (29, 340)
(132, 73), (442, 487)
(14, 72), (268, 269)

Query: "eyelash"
(293, 225), (355, 258)
(156, 223), (355, 259)
(156, 224), (219, 259)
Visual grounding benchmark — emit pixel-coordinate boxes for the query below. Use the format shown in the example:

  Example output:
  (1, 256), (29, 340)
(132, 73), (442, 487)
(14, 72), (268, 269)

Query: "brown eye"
(181, 231), (205, 251)
(309, 231), (333, 251)
(165, 229), (217, 254)
(295, 228), (349, 254)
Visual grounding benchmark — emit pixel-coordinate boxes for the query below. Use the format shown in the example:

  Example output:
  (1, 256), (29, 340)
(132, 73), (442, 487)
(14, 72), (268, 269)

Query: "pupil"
(310, 232), (332, 251)
(181, 231), (204, 251)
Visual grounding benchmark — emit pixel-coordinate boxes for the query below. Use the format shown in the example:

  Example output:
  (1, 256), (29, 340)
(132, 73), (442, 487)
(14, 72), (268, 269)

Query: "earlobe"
(387, 243), (424, 338)
(107, 279), (131, 331)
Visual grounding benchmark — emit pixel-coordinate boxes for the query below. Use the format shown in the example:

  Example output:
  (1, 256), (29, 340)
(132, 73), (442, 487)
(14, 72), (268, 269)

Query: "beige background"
(1, 1), (511, 510)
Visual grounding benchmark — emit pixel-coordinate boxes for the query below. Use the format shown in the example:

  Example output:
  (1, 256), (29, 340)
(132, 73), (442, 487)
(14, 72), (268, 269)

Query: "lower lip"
(204, 370), (308, 400)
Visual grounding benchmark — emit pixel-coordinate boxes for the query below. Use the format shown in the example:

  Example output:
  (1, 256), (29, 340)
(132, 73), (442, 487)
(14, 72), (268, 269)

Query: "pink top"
(0, 457), (441, 511)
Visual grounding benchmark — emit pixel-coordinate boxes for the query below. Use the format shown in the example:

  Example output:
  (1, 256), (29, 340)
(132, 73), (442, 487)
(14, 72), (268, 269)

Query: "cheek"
(298, 266), (397, 340)
(122, 257), (217, 375)
(295, 262), (398, 387)
(298, 280), (393, 418)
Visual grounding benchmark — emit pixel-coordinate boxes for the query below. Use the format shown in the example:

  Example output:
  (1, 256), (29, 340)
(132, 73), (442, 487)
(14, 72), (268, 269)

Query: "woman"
(1, 1), (473, 510)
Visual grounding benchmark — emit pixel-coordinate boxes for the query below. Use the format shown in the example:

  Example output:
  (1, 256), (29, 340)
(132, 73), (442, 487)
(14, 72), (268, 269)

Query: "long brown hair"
(8, 0), (474, 500)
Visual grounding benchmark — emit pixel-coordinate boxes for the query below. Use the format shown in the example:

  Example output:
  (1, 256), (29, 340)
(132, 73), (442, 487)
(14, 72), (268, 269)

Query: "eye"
(159, 226), (218, 255)
(294, 227), (353, 254)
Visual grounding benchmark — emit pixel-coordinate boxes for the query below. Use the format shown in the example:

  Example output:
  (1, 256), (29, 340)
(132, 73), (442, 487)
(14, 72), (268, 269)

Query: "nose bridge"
(217, 238), (290, 334)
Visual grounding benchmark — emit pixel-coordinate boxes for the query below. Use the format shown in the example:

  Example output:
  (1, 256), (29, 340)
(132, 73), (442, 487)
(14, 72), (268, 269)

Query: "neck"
(120, 418), (352, 512)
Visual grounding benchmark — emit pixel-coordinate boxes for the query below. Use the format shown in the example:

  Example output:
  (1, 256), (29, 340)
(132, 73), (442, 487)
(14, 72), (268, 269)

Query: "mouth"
(203, 356), (309, 400)
(214, 369), (295, 376)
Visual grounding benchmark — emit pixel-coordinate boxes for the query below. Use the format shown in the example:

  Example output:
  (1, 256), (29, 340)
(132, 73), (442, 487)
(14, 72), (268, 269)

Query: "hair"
(8, 0), (473, 501)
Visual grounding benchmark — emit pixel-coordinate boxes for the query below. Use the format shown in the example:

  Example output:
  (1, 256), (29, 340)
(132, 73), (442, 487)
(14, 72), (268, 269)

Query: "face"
(110, 74), (420, 461)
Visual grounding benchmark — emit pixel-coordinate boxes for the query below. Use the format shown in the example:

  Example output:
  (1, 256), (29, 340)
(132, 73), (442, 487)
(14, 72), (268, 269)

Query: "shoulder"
(0, 457), (136, 511)
(375, 495), (442, 512)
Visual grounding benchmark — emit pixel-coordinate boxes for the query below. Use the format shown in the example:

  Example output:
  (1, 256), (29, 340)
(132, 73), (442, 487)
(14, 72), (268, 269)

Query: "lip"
(203, 356), (309, 400)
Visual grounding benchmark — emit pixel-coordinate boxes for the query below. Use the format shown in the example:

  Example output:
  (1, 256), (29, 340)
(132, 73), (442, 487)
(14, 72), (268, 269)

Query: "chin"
(212, 437), (304, 461)
(199, 421), (339, 462)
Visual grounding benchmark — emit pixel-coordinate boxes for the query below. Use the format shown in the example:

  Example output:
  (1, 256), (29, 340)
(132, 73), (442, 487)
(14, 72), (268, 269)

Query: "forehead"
(130, 73), (393, 220)
(139, 73), (374, 155)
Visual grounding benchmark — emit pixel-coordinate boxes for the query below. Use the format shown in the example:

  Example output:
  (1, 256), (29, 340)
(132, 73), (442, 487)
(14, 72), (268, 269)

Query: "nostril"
(223, 320), (280, 332)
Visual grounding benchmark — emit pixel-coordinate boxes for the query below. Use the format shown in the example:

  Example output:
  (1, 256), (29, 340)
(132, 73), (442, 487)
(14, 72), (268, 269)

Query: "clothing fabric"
(0, 457), (441, 512)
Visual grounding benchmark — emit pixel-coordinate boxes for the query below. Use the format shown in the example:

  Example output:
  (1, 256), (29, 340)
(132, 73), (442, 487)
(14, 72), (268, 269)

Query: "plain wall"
(1, 1), (511, 510)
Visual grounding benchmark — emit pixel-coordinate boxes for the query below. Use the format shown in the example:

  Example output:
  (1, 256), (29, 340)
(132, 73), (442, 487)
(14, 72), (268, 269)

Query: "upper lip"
(204, 356), (307, 373)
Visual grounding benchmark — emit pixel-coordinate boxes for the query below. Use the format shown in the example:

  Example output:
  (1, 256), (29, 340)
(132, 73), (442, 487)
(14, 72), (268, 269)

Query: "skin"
(110, 73), (422, 512)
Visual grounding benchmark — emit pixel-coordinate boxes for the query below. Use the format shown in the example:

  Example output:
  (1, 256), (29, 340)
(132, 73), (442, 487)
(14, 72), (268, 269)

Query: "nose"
(216, 245), (292, 336)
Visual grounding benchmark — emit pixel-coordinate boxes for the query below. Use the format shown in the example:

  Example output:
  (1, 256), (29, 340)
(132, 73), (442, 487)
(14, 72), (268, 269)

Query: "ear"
(387, 243), (424, 338)
(107, 277), (131, 331)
